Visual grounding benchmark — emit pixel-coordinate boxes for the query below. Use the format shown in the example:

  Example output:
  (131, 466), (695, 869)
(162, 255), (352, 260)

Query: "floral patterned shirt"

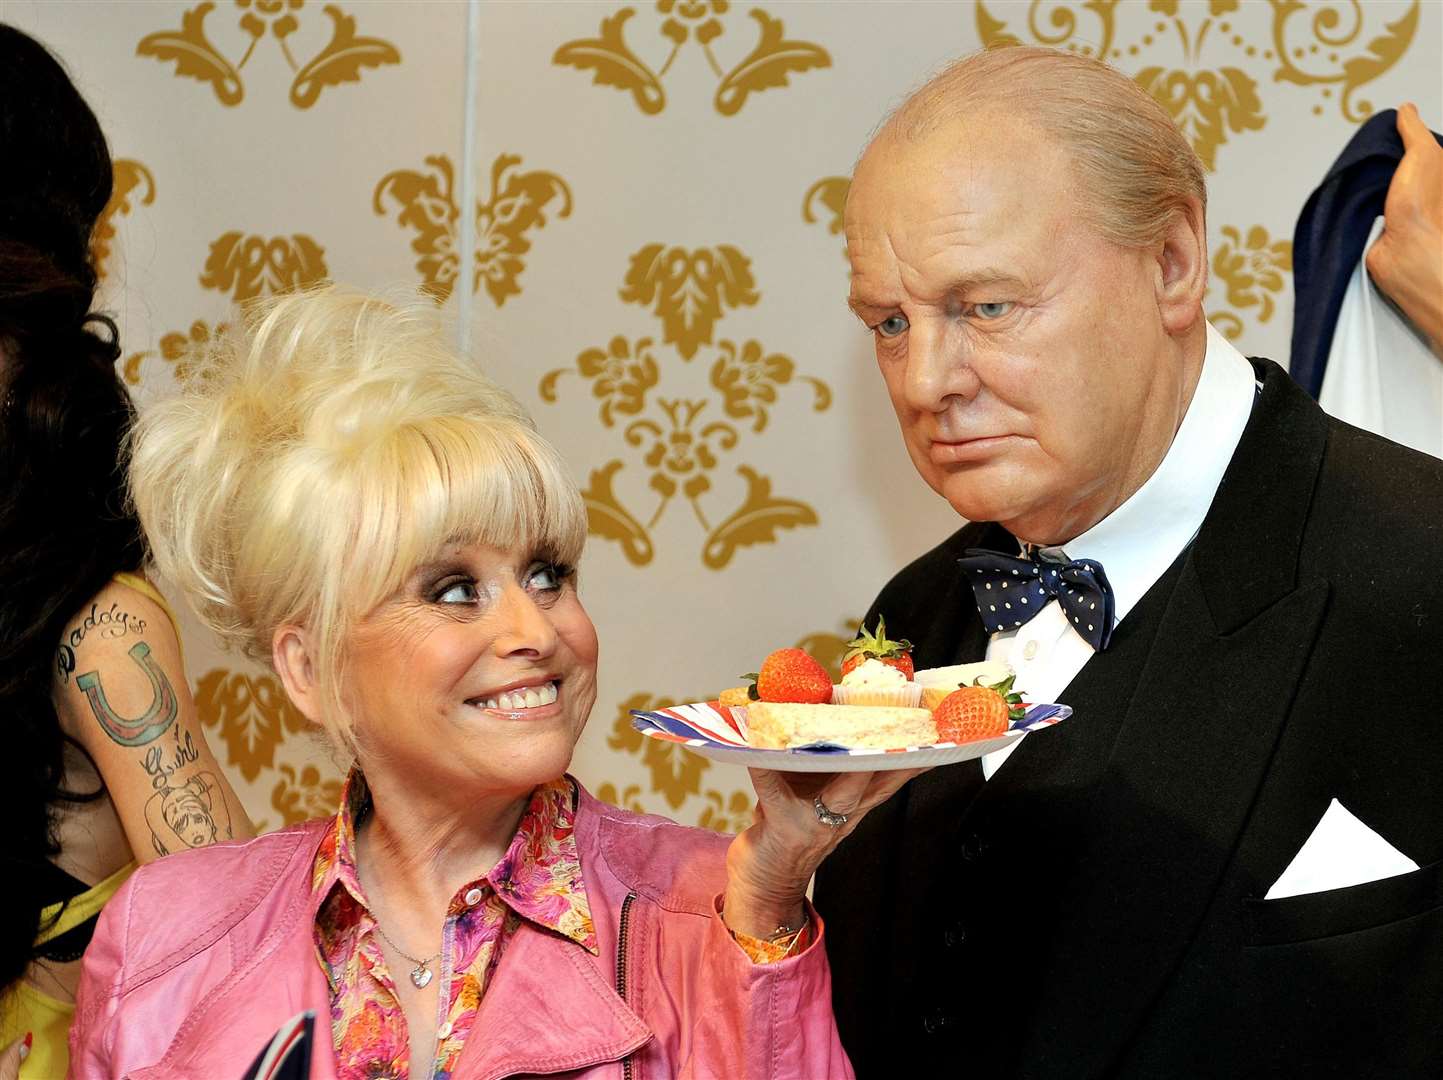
(311, 772), (810, 1080)
(312, 773), (597, 1080)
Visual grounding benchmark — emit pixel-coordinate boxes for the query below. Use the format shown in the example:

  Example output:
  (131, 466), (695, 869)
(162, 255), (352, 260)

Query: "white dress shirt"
(980, 322), (1258, 778)
(1318, 216), (1442, 460)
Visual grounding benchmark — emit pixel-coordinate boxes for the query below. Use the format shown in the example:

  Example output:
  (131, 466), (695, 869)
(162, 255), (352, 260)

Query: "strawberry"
(840, 616), (915, 680)
(932, 675), (1026, 744)
(741, 648), (833, 704)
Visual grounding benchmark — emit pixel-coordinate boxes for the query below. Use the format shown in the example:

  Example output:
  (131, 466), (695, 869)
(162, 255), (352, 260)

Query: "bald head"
(862, 46), (1206, 251)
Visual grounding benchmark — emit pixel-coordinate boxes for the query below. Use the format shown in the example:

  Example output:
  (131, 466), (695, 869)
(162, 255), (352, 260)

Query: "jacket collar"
(311, 771), (599, 978)
(572, 785), (728, 916)
(457, 922), (652, 1080)
(1191, 357), (1328, 633)
(452, 787), (655, 1078)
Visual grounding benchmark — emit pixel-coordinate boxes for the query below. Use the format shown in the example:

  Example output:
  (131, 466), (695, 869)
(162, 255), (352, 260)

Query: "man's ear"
(273, 624), (323, 725)
(1154, 196), (1208, 335)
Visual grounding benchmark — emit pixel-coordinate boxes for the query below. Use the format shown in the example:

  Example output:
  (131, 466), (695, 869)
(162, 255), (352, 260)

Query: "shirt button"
(922, 1008), (954, 1035)
(1023, 640), (1039, 660)
(437, 1020), (453, 1040)
(464, 887), (484, 906)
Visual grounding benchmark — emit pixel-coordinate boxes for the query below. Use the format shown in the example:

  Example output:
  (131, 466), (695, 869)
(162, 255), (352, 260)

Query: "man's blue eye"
(975, 301), (1013, 319)
(876, 315), (909, 338)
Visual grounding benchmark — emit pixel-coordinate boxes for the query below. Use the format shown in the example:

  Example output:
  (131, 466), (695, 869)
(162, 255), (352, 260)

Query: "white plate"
(630, 700), (1071, 773)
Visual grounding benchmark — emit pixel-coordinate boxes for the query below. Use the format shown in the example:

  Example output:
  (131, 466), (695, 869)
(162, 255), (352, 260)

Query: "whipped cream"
(840, 657), (909, 689)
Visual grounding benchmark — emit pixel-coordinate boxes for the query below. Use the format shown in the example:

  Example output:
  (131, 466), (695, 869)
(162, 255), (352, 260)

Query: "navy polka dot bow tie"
(956, 547), (1117, 651)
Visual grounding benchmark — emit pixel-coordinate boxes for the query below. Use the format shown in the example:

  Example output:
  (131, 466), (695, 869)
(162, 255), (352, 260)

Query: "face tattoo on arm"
(75, 641), (179, 746)
(139, 728), (234, 855)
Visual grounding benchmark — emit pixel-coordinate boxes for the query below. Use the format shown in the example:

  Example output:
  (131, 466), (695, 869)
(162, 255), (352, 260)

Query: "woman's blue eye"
(437, 581), (478, 604)
(527, 563), (567, 592)
(974, 301), (1013, 319)
(876, 314), (909, 339)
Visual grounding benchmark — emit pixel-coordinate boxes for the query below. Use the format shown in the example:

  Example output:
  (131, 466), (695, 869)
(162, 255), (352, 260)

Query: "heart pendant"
(410, 963), (433, 989)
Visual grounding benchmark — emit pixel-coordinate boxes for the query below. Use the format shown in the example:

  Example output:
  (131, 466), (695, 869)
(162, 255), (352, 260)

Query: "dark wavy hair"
(0, 24), (148, 993)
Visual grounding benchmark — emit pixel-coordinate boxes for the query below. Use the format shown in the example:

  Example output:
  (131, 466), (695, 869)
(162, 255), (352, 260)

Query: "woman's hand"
(0, 1032), (30, 1080)
(1365, 103), (1443, 357)
(722, 767), (926, 939)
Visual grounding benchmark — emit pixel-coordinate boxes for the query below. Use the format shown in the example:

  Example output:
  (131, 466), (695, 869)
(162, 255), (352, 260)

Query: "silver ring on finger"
(813, 795), (848, 828)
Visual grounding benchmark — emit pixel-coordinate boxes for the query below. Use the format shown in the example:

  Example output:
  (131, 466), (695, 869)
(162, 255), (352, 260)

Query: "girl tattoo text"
(140, 727), (231, 855)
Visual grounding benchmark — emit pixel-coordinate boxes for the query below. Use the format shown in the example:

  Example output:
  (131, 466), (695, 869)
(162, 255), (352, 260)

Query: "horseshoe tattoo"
(75, 642), (179, 747)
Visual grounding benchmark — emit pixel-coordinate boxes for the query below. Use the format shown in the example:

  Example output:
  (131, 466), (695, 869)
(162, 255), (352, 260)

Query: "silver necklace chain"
(370, 917), (440, 989)
(354, 795), (440, 989)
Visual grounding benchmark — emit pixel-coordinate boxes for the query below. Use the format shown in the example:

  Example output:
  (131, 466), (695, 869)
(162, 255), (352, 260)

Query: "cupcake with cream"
(832, 656), (924, 708)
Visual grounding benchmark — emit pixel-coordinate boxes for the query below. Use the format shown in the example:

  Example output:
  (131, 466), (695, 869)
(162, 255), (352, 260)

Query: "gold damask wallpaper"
(10, 0), (1438, 835)
(135, 0), (400, 109)
(538, 242), (833, 571)
(375, 152), (573, 306)
(552, 2), (831, 117)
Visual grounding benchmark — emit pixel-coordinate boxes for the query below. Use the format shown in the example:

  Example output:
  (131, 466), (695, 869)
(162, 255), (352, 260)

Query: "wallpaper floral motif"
(553, 2), (831, 117)
(136, 0), (400, 109)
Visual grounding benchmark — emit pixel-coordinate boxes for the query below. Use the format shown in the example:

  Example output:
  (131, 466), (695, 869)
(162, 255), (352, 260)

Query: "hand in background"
(722, 767), (926, 939)
(1365, 103), (1443, 358)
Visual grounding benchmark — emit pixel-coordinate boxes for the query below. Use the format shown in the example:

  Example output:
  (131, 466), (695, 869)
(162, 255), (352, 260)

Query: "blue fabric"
(1290, 108), (1443, 398)
(956, 548), (1117, 651)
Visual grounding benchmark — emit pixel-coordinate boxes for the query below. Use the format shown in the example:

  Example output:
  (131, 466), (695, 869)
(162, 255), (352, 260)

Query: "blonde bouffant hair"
(127, 286), (586, 755)
(876, 45), (1207, 250)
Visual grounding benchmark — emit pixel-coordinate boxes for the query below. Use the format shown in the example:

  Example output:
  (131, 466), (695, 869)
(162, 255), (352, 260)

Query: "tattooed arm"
(52, 578), (254, 863)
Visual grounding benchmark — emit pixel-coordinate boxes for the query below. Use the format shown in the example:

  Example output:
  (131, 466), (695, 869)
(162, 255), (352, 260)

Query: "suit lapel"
(1019, 566), (1328, 1075)
(1014, 360), (1336, 1076)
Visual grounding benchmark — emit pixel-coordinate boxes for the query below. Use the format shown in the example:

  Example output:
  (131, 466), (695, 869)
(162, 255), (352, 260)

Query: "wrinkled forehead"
(845, 125), (1078, 299)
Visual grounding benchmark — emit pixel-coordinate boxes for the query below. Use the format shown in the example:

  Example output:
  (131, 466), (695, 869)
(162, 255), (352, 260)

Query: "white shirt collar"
(1040, 322), (1256, 623)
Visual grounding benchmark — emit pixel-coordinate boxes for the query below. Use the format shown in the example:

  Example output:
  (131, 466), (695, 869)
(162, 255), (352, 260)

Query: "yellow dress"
(112, 571), (183, 661)
(0, 862), (136, 1078)
(0, 572), (180, 1077)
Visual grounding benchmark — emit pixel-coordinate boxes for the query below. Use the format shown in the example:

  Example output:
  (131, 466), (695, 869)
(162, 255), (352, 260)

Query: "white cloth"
(980, 323), (1257, 779)
(1317, 216), (1443, 460)
(1264, 799), (1418, 900)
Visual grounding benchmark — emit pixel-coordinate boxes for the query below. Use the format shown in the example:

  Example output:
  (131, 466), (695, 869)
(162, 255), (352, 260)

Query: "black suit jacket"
(815, 360), (1443, 1078)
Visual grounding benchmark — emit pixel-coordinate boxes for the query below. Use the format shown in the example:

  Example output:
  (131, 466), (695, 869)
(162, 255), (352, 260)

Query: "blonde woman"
(70, 288), (915, 1079)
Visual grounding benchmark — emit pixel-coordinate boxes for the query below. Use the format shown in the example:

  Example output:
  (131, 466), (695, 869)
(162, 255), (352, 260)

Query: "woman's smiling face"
(344, 540), (599, 801)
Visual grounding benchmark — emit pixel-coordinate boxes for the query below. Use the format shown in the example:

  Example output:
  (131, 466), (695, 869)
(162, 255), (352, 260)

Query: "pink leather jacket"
(68, 785), (853, 1079)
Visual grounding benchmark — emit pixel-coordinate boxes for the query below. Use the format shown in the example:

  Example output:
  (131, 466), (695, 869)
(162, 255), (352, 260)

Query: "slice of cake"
(915, 661), (1015, 711)
(744, 701), (937, 750)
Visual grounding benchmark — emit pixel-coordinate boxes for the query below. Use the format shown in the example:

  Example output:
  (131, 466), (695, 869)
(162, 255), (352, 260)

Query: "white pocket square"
(1265, 798), (1419, 900)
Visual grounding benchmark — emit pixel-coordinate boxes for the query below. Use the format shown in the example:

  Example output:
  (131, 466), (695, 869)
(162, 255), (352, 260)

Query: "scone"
(718, 686), (752, 707)
(745, 701), (937, 750)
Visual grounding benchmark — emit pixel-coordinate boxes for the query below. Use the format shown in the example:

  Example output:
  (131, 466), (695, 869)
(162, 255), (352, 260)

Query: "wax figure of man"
(814, 46), (1443, 1079)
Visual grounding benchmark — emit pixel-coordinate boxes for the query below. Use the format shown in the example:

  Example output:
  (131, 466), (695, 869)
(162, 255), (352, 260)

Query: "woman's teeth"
(477, 681), (559, 711)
